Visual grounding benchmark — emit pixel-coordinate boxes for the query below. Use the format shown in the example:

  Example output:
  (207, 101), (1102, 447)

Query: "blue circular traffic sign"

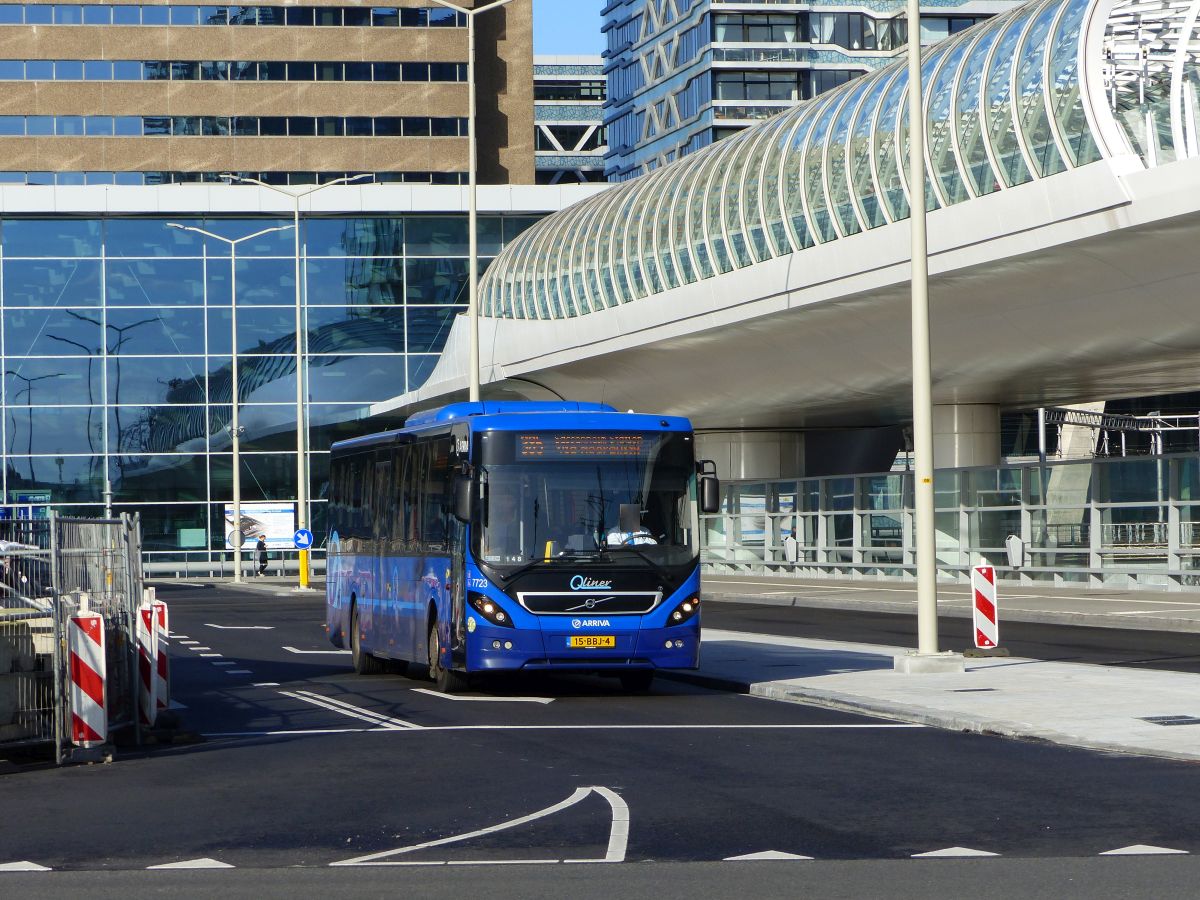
(293, 529), (314, 550)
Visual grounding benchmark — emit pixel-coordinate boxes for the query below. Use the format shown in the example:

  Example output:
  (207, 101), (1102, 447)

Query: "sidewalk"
(678, 628), (1200, 763)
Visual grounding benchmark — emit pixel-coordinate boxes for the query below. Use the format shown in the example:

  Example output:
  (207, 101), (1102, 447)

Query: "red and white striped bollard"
(68, 612), (107, 747)
(971, 564), (1000, 649)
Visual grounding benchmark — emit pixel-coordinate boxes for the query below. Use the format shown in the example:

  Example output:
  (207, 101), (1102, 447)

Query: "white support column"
(932, 404), (1002, 469)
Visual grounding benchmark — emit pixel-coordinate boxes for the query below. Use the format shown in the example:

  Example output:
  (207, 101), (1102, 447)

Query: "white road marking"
(225, 670), (254, 675)
(201, 722), (921, 738)
(1100, 845), (1188, 856)
(411, 688), (554, 705)
(280, 689), (421, 730)
(0, 861), (51, 871)
(207, 624), (275, 630)
(1108, 609), (1198, 616)
(252, 682), (280, 687)
(199, 653), (223, 658)
(211, 661), (237, 666)
(912, 847), (1000, 858)
(168, 700), (187, 710)
(177, 641), (199, 645)
(332, 785), (628, 867)
(147, 858), (235, 869)
(204, 728), (381, 737)
(282, 646), (351, 655)
(188, 647), (212, 652)
(169, 634), (189, 640)
(725, 850), (813, 861)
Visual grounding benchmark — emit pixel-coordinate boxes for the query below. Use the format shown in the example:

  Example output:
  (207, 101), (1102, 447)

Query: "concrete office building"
(0, 0), (534, 185)
(534, 55), (607, 184)
(602, 0), (1017, 181)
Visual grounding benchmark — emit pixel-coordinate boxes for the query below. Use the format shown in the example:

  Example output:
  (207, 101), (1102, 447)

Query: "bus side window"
(424, 438), (451, 549)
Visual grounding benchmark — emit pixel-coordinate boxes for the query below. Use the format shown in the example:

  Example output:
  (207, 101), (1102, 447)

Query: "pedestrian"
(256, 534), (268, 577)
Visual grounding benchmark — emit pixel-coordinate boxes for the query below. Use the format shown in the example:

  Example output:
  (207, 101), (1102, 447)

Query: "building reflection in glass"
(0, 214), (542, 553)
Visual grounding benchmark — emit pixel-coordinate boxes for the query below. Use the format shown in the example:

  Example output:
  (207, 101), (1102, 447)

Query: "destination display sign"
(515, 433), (650, 460)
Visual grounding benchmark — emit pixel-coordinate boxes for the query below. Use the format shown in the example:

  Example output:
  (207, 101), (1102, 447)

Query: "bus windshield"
(474, 430), (697, 570)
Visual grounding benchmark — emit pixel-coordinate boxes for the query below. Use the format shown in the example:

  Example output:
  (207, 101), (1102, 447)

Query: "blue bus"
(325, 401), (720, 692)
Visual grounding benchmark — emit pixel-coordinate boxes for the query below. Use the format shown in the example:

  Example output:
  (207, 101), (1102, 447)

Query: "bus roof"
(330, 401), (695, 454)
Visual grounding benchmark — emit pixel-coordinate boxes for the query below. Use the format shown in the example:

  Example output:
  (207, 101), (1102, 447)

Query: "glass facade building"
(0, 192), (570, 565)
(603, 0), (1011, 181)
(535, 56), (609, 184)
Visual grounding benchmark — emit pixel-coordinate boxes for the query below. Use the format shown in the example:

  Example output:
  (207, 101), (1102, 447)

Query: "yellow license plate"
(569, 635), (615, 648)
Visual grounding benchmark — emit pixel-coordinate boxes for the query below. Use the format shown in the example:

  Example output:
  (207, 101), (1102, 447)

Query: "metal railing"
(701, 451), (1200, 591)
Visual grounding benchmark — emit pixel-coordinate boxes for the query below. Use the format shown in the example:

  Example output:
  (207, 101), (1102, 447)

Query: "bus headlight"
(667, 595), (699, 626)
(469, 592), (514, 628)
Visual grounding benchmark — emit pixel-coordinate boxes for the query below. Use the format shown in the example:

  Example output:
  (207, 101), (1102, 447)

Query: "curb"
(701, 591), (1200, 634)
(663, 668), (1200, 763)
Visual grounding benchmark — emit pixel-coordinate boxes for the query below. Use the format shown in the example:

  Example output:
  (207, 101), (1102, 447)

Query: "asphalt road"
(4, 583), (1200, 897)
(702, 601), (1200, 673)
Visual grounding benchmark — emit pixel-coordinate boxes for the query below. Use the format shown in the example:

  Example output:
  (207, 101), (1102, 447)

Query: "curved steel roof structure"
(479, 0), (1197, 321)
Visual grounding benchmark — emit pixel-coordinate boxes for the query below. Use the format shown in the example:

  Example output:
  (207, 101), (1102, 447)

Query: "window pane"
(405, 306), (460, 353)
(4, 307), (103, 355)
(3, 357), (98, 406)
(406, 217), (468, 256)
(307, 355), (404, 403)
(4, 258), (102, 307)
(307, 306), (406, 353)
(106, 258), (206, 305)
(405, 258), (468, 305)
(107, 307), (206, 355)
(3, 219), (102, 258)
(304, 218), (404, 257)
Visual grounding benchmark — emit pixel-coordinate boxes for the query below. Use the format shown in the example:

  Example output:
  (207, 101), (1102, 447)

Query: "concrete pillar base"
(894, 651), (966, 674)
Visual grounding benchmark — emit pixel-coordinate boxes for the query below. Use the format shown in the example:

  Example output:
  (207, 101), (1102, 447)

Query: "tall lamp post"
(168, 223), (295, 583)
(220, 173), (373, 589)
(903, 2), (952, 667)
(430, 0), (519, 402)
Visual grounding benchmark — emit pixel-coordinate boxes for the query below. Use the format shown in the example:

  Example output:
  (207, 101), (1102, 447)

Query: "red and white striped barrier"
(136, 602), (159, 727)
(152, 600), (169, 713)
(68, 612), (107, 747)
(971, 564), (1000, 649)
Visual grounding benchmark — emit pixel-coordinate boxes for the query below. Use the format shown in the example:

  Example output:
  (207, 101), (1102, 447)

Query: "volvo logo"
(567, 596), (614, 612)
(570, 575), (613, 591)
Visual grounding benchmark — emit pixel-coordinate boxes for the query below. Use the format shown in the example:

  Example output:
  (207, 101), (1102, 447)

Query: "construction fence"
(0, 513), (146, 763)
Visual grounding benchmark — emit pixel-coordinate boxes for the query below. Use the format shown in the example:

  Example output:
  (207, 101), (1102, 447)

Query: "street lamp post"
(220, 174), (372, 589)
(168, 223), (295, 583)
(904, 1), (949, 665)
(430, 0), (519, 402)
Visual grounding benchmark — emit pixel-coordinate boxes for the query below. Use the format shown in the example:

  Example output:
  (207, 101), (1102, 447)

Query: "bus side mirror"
(700, 476), (720, 514)
(454, 475), (473, 523)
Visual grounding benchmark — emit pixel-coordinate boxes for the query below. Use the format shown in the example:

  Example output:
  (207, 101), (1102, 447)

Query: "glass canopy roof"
(482, 0), (1197, 321)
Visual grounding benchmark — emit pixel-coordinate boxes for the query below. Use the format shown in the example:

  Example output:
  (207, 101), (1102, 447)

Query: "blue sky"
(533, 0), (606, 56)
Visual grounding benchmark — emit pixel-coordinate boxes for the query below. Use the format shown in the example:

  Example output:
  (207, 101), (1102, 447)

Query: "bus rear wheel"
(351, 606), (384, 676)
(428, 621), (469, 694)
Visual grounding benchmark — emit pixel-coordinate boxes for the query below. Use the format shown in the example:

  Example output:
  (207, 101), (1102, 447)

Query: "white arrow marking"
(282, 646), (350, 655)
(280, 689), (421, 730)
(1100, 845), (1189, 856)
(0, 861), (51, 872)
(724, 850), (813, 861)
(206, 624), (275, 630)
(411, 688), (553, 705)
(912, 847), (1000, 858)
(147, 858), (234, 869)
(332, 785), (628, 866)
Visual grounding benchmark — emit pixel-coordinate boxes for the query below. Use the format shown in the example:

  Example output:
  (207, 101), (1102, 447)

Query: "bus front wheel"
(351, 605), (385, 676)
(428, 621), (469, 694)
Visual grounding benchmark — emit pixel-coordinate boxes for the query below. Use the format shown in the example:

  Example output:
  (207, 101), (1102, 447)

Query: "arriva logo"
(570, 575), (613, 591)
(571, 618), (611, 629)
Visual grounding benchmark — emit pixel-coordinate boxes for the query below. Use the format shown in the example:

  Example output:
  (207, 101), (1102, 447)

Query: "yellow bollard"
(299, 549), (310, 589)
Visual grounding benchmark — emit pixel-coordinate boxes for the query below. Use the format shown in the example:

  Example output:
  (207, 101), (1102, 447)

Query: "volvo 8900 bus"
(325, 401), (719, 692)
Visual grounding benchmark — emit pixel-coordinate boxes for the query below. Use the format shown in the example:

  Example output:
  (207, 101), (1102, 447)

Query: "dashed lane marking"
(1100, 845), (1189, 855)
(225, 669), (254, 675)
(410, 688), (554, 704)
(147, 858), (235, 869)
(0, 861), (51, 872)
(206, 624), (275, 630)
(280, 689), (421, 729)
(252, 682), (280, 687)
(211, 661), (237, 666)
(199, 653), (222, 658)
(912, 847), (1000, 858)
(188, 647), (212, 652)
(332, 785), (628, 867)
(725, 851), (813, 861)
(282, 646), (350, 655)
